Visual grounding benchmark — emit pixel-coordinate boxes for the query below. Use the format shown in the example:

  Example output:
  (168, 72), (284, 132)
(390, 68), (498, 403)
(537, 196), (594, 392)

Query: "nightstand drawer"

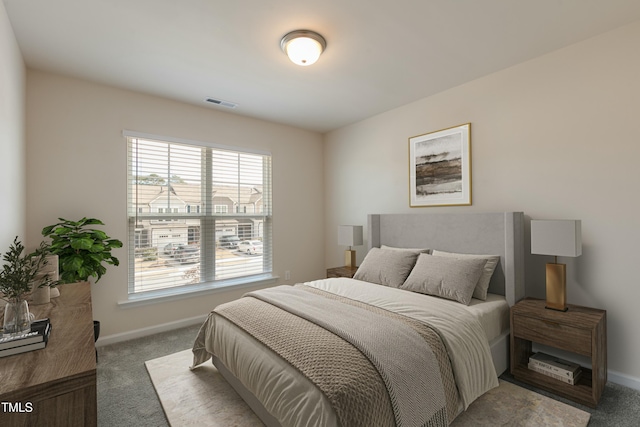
(513, 315), (591, 356)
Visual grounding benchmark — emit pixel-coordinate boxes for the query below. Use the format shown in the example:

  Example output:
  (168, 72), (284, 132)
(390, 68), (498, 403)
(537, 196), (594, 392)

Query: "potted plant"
(0, 237), (54, 336)
(42, 217), (123, 285)
(42, 217), (123, 349)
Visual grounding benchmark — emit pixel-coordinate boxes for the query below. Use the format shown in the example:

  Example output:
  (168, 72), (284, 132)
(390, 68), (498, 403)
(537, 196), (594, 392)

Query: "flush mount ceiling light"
(280, 30), (326, 66)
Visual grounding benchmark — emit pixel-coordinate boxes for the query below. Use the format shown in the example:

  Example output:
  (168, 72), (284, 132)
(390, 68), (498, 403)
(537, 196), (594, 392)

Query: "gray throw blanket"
(246, 285), (448, 427)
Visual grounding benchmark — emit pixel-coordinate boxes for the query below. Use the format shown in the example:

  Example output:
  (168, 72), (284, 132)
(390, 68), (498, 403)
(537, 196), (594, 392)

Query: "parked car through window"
(218, 235), (240, 249)
(238, 240), (263, 255)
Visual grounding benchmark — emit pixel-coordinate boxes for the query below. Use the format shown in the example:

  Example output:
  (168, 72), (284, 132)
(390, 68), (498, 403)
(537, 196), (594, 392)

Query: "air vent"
(204, 97), (237, 109)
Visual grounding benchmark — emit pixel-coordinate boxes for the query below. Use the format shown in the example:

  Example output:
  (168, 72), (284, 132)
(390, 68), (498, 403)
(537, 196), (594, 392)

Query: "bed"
(192, 212), (525, 427)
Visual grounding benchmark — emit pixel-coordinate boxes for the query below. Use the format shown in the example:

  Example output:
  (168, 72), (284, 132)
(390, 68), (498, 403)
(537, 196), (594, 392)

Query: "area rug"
(146, 349), (591, 427)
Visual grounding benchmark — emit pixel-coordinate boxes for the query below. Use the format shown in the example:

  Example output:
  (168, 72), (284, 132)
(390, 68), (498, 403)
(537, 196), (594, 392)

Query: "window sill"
(118, 273), (278, 309)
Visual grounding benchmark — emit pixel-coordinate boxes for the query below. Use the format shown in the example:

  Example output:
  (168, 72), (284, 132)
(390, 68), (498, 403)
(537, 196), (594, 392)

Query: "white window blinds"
(126, 132), (272, 295)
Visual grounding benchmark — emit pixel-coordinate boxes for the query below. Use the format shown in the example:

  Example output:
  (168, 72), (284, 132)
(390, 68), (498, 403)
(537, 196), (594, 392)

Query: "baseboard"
(608, 369), (640, 392)
(95, 314), (207, 347)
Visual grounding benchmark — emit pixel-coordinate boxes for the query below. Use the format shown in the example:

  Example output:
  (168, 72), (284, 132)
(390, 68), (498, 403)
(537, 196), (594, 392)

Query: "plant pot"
(3, 299), (31, 337)
(42, 255), (60, 299)
(31, 284), (51, 305)
(93, 320), (100, 342)
(93, 320), (100, 363)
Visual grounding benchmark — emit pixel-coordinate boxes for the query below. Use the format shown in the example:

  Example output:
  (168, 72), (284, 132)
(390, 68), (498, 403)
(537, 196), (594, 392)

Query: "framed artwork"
(409, 123), (471, 207)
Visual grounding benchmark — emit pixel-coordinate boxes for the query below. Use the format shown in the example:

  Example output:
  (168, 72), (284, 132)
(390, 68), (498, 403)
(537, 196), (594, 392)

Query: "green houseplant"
(42, 217), (123, 284)
(0, 237), (54, 335)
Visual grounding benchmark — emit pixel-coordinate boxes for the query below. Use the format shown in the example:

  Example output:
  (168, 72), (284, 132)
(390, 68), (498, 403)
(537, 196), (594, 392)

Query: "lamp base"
(545, 263), (568, 311)
(345, 250), (356, 268)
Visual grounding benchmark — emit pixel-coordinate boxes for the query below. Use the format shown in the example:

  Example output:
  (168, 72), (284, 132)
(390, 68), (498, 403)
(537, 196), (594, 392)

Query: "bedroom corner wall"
(0, 2), (26, 247)
(25, 70), (324, 340)
(324, 20), (640, 387)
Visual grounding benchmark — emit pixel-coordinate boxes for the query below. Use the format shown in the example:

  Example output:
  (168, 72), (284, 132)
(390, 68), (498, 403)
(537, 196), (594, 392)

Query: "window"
(214, 205), (229, 214)
(126, 131), (272, 296)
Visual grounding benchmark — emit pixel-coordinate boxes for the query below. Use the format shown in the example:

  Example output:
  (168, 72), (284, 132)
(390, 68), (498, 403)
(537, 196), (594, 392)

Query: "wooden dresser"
(0, 282), (97, 426)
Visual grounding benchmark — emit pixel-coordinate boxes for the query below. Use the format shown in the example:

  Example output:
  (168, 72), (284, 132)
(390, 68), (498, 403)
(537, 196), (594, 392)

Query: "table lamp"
(338, 225), (363, 268)
(530, 219), (582, 311)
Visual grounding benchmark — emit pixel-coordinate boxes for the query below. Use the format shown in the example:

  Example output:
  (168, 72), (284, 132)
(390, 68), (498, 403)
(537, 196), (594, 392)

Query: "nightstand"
(510, 298), (606, 407)
(326, 266), (358, 278)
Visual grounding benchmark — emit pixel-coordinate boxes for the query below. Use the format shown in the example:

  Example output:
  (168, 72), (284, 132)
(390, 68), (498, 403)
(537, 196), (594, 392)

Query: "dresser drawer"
(512, 315), (592, 356)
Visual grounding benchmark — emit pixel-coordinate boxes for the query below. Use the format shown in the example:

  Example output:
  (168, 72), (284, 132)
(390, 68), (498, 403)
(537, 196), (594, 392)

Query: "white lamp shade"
(338, 225), (363, 247)
(531, 220), (582, 257)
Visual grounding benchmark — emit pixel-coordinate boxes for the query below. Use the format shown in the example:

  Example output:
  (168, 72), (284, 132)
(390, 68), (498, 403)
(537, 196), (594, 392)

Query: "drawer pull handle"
(542, 320), (560, 328)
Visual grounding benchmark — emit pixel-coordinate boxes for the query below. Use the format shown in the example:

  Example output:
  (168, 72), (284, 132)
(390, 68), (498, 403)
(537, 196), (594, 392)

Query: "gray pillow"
(381, 245), (431, 254)
(400, 254), (486, 305)
(431, 250), (499, 301)
(353, 247), (420, 288)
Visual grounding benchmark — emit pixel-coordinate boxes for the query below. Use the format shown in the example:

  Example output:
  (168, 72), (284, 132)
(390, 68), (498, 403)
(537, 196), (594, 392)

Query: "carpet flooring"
(146, 349), (590, 426)
(97, 323), (640, 426)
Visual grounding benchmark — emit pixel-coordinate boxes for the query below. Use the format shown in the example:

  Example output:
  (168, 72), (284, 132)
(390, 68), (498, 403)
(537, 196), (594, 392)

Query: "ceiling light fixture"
(280, 30), (326, 66)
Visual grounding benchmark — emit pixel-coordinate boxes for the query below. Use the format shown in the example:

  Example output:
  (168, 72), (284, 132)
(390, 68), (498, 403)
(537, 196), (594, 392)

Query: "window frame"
(123, 130), (275, 303)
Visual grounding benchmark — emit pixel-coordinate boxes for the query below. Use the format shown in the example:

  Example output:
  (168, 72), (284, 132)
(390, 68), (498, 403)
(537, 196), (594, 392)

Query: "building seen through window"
(126, 134), (272, 295)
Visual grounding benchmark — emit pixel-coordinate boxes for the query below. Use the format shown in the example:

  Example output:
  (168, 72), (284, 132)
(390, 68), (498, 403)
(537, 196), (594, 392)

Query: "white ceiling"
(5, 0), (640, 133)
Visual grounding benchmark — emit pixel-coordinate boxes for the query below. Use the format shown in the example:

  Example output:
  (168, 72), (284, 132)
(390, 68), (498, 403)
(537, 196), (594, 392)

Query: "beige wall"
(11, 2), (640, 388)
(324, 21), (640, 386)
(0, 2), (26, 246)
(25, 70), (325, 339)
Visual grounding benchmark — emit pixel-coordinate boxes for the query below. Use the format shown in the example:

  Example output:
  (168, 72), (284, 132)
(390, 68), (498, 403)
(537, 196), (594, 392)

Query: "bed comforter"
(192, 278), (499, 426)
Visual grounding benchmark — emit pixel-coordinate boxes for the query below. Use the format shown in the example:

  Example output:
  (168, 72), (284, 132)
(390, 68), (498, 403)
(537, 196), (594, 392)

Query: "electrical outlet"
(285, 270), (291, 280)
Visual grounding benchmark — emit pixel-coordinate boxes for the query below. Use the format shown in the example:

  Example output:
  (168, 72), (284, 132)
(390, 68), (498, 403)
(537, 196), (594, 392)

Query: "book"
(528, 362), (582, 385)
(0, 318), (51, 351)
(31, 318), (52, 338)
(529, 352), (581, 378)
(528, 358), (582, 380)
(0, 331), (43, 350)
(0, 340), (47, 358)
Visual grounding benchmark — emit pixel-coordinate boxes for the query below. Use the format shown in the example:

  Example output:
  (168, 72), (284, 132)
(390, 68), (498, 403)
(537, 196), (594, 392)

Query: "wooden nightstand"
(326, 266), (358, 278)
(510, 298), (606, 407)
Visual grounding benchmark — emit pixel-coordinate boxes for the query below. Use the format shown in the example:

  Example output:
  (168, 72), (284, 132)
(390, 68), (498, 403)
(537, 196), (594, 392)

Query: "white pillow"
(400, 254), (486, 305)
(431, 250), (500, 301)
(354, 247), (420, 288)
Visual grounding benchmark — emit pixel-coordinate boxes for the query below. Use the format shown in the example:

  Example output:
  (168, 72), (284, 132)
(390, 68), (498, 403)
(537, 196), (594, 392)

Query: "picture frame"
(409, 123), (471, 207)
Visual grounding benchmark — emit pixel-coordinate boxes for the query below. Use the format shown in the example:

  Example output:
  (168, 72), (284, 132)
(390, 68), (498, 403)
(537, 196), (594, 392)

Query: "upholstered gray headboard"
(368, 212), (525, 306)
